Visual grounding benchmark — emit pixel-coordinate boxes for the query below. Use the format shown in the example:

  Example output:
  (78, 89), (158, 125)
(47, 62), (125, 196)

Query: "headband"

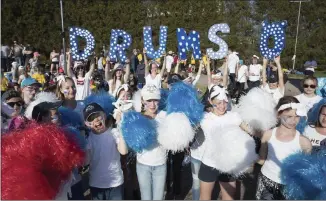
(210, 86), (228, 102)
(56, 75), (69, 87)
(277, 103), (307, 117)
(115, 84), (129, 97)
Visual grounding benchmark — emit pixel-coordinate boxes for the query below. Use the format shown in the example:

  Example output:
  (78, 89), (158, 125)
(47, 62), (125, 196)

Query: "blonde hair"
(55, 76), (74, 100)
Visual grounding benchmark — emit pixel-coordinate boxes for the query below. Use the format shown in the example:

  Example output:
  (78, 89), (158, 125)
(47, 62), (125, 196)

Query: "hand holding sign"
(259, 21), (287, 60)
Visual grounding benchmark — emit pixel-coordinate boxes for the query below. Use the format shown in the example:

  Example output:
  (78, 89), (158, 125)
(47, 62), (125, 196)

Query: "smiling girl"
(256, 96), (312, 200)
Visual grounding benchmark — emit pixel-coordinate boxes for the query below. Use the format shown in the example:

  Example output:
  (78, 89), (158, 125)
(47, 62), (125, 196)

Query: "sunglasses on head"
(7, 101), (23, 107)
(303, 84), (316, 89)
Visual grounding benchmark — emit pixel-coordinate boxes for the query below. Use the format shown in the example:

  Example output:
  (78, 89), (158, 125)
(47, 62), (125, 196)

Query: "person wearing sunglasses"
(67, 51), (95, 101)
(20, 77), (41, 109)
(295, 75), (322, 112)
(1, 90), (24, 133)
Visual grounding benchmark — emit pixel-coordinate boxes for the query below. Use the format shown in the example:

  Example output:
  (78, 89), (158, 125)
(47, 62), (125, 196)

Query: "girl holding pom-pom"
(256, 96), (312, 200)
(198, 85), (253, 200)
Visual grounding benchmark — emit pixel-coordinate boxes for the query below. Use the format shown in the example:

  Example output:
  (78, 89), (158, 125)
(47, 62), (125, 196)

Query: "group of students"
(1, 46), (325, 200)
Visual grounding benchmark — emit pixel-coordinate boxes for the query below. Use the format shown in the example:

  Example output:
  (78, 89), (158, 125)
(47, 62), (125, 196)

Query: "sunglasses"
(7, 101), (23, 107)
(26, 86), (40, 92)
(303, 84), (316, 89)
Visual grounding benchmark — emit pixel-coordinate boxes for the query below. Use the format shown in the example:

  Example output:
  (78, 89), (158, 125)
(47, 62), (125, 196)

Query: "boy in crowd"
(84, 102), (128, 200)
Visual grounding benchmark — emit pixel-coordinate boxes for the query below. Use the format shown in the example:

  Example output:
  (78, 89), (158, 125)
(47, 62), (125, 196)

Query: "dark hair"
(316, 105), (326, 127)
(3, 90), (21, 101)
(302, 75), (318, 87)
(275, 96), (300, 114)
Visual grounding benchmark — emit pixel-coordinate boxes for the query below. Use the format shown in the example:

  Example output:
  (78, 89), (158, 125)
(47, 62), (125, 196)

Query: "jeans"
(69, 181), (84, 200)
(136, 162), (167, 200)
(191, 157), (201, 200)
(14, 57), (22, 66)
(90, 184), (124, 200)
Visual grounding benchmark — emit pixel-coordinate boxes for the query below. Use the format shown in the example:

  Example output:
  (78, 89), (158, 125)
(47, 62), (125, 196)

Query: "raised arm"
(192, 60), (203, 86)
(124, 59), (131, 83)
(159, 53), (167, 77)
(87, 57), (96, 76)
(174, 59), (181, 74)
(144, 49), (149, 77)
(105, 57), (110, 81)
(274, 56), (284, 90)
(207, 57), (212, 87)
(222, 58), (228, 88)
(67, 51), (75, 79)
(262, 58), (268, 87)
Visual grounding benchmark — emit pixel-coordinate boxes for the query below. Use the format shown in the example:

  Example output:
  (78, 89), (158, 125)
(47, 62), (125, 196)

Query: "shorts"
(198, 162), (236, 183)
(52, 61), (59, 65)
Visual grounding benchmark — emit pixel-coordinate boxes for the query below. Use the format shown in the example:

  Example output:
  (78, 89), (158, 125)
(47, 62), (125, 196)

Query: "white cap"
(252, 55), (260, 59)
(141, 84), (161, 101)
(168, 50), (173, 54)
(18, 66), (24, 70)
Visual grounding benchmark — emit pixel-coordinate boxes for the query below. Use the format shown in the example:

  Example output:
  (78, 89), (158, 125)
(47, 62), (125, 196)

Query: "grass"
(288, 70), (326, 79)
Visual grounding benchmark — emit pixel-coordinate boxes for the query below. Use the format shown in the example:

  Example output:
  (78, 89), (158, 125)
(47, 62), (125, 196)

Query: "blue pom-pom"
(121, 111), (157, 153)
(281, 150), (326, 200)
(63, 126), (87, 151)
(296, 116), (307, 134)
(58, 107), (84, 128)
(84, 90), (116, 117)
(167, 82), (204, 126)
(307, 98), (326, 125)
(159, 89), (169, 111)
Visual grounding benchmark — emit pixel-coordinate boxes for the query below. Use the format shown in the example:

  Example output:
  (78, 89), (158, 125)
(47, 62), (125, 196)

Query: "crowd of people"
(1, 41), (325, 200)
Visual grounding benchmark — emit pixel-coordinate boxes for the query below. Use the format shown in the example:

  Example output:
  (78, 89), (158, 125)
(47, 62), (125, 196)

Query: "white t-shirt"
(73, 72), (91, 101)
(237, 65), (248, 83)
(87, 128), (123, 188)
(97, 57), (104, 70)
(137, 111), (167, 166)
(249, 64), (262, 82)
(59, 54), (65, 67)
(166, 55), (174, 73)
(227, 53), (239, 74)
(303, 126), (326, 151)
(51, 52), (59, 62)
(262, 85), (284, 104)
(295, 94), (322, 112)
(108, 74), (128, 97)
(200, 112), (242, 168)
(145, 74), (162, 89)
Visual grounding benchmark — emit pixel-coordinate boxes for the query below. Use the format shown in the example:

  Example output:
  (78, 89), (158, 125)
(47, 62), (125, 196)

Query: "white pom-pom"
(25, 92), (59, 120)
(234, 88), (277, 132)
(157, 113), (195, 152)
(132, 90), (142, 112)
(205, 126), (257, 175)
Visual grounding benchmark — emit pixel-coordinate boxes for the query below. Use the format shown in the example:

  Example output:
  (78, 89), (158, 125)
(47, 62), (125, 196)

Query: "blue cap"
(21, 78), (41, 88)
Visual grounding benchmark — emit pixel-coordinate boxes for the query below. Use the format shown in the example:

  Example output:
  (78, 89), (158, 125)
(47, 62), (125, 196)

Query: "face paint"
(280, 115), (299, 129)
(63, 89), (69, 94)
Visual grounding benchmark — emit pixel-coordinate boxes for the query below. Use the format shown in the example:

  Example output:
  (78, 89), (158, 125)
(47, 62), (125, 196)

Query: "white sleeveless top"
(261, 128), (302, 184)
